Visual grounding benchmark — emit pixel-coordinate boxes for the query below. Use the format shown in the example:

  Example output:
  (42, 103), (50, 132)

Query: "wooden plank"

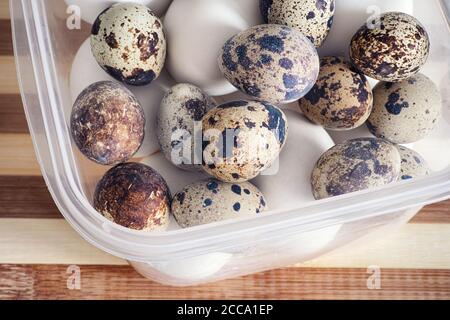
(0, 94), (28, 133)
(0, 219), (125, 265)
(1, 174), (449, 221)
(298, 223), (450, 269)
(0, 264), (449, 299)
(0, 134), (41, 176)
(0, 176), (58, 218)
(0, 56), (19, 94)
(0, 0), (9, 20)
(0, 20), (12, 55)
(1, 218), (450, 269)
(413, 202), (450, 224)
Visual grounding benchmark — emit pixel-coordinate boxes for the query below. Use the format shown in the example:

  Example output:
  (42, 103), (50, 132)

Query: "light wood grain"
(0, 218), (125, 265)
(1, 264), (449, 300)
(1, 218), (450, 269)
(0, 133), (41, 175)
(0, 56), (19, 94)
(0, 0), (9, 20)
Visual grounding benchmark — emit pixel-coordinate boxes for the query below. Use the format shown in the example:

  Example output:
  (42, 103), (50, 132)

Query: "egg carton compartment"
(11, 0), (450, 285)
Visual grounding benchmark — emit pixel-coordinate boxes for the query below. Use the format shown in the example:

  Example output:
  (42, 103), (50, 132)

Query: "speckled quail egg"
(71, 38), (175, 158)
(70, 81), (145, 165)
(397, 146), (430, 180)
(349, 12), (430, 82)
(94, 162), (171, 231)
(311, 138), (401, 199)
(218, 24), (320, 104)
(298, 56), (373, 130)
(157, 83), (216, 171)
(90, 3), (166, 86)
(260, 0), (335, 47)
(318, 0), (414, 58)
(172, 179), (267, 228)
(202, 100), (288, 182)
(367, 73), (442, 144)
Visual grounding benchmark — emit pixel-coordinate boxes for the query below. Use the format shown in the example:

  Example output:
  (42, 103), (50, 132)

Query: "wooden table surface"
(1, 0), (450, 300)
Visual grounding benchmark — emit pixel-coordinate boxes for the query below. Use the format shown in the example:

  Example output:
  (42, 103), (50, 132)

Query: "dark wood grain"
(0, 176), (58, 218)
(0, 175), (448, 222)
(0, 94), (28, 133)
(0, 20), (12, 56)
(0, 264), (449, 300)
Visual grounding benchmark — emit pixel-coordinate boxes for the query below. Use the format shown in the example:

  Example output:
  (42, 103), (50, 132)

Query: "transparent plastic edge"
(12, 0), (450, 262)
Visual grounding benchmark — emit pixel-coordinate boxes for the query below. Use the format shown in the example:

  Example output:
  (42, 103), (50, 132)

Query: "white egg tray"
(11, 0), (450, 286)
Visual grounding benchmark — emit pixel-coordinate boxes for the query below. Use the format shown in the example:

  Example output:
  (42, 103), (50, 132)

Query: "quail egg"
(90, 3), (166, 86)
(260, 0), (335, 47)
(157, 83), (216, 171)
(397, 146), (430, 180)
(172, 179), (267, 228)
(367, 73), (442, 144)
(94, 162), (171, 231)
(70, 81), (145, 165)
(311, 138), (401, 199)
(202, 100), (288, 182)
(218, 24), (320, 104)
(298, 56), (373, 130)
(349, 12), (430, 82)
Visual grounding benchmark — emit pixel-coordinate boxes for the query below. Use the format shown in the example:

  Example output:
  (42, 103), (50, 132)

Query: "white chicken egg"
(164, 0), (263, 96)
(318, 0), (414, 57)
(64, 0), (172, 24)
(252, 110), (334, 210)
(70, 38), (175, 158)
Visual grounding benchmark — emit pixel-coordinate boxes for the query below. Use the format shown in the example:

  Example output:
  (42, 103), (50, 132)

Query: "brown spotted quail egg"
(172, 179), (267, 228)
(367, 73), (442, 144)
(94, 162), (171, 231)
(298, 56), (373, 130)
(397, 146), (430, 181)
(349, 12), (430, 82)
(202, 100), (288, 182)
(90, 3), (166, 86)
(70, 81), (145, 165)
(311, 138), (401, 199)
(157, 83), (216, 171)
(260, 0), (335, 47)
(218, 24), (319, 104)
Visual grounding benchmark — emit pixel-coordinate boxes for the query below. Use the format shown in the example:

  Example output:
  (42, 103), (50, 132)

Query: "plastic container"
(10, 0), (450, 286)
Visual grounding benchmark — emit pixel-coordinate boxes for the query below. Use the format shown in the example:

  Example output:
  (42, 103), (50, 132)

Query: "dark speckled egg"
(172, 179), (267, 228)
(94, 162), (171, 231)
(349, 12), (429, 82)
(202, 100), (288, 182)
(90, 3), (166, 86)
(299, 56), (373, 130)
(260, 0), (335, 47)
(218, 24), (319, 104)
(157, 83), (216, 172)
(70, 81), (145, 166)
(367, 73), (442, 144)
(311, 138), (401, 199)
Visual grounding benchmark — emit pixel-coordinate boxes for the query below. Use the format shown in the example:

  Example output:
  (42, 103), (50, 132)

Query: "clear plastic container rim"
(10, 0), (450, 262)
